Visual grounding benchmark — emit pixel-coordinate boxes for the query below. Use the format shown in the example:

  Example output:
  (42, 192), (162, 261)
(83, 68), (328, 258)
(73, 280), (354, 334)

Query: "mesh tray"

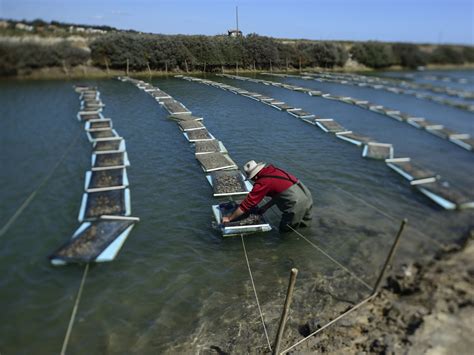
(85, 168), (128, 191)
(87, 129), (118, 141)
(386, 158), (437, 184)
(288, 110), (315, 119)
(336, 131), (374, 146)
(271, 103), (294, 110)
(315, 119), (346, 133)
(195, 140), (221, 154)
(185, 129), (213, 142)
(196, 153), (237, 172)
(178, 120), (205, 131)
(161, 99), (190, 114)
(449, 137), (474, 151)
(79, 189), (130, 221)
(362, 143), (393, 160)
(93, 138), (125, 153)
(87, 119), (112, 130)
(417, 180), (474, 210)
(209, 170), (250, 196)
(49, 218), (136, 264)
(78, 112), (102, 121)
(169, 114), (203, 122)
(92, 152), (129, 169)
(213, 201), (271, 236)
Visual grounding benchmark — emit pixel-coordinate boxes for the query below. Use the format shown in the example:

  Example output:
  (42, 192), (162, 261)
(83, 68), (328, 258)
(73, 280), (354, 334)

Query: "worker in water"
(222, 160), (313, 232)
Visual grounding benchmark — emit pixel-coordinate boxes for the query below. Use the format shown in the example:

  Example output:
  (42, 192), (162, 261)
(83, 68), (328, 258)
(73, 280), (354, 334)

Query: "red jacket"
(239, 165), (298, 213)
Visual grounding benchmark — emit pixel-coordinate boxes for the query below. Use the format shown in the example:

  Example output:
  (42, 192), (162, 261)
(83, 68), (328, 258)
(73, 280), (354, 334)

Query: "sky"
(1, 0), (473, 44)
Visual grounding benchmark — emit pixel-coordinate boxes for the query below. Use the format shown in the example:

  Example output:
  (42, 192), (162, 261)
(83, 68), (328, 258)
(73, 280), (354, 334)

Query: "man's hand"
(257, 206), (267, 215)
(222, 216), (231, 224)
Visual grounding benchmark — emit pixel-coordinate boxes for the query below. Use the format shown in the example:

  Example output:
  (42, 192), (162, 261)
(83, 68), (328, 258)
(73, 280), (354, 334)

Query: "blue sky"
(1, 0), (473, 44)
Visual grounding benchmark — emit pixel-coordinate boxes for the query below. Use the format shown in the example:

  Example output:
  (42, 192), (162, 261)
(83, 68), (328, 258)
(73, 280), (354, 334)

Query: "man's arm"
(222, 205), (245, 224)
(258, 199), (275, 214)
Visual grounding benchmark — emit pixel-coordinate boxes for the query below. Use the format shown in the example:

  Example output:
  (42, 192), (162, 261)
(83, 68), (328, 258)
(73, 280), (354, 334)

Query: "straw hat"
(243, 160), (266, 180)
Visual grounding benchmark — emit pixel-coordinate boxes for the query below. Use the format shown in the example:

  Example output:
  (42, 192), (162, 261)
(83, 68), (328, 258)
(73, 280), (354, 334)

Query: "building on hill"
(228, 29), (242, 37)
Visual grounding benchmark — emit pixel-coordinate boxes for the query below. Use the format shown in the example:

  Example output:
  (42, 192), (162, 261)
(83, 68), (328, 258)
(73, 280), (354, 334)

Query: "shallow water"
(1, 72), (473, 353)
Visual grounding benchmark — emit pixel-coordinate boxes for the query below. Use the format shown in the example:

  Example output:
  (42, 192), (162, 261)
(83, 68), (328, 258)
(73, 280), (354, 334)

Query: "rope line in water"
(0, 130), (83, 238)
(267, 207), (372, 291)
(61, 263), (89, 355)
(240, 235), (273, 352)
(330, 184), (445, 249)
(285, 224), (373, 291)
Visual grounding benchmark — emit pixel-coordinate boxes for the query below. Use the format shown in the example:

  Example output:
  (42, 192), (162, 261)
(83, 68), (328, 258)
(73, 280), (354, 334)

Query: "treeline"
(91, 33), (474, 71)
(90, 33), (348, 71)
(0, 40), (90, 76)
(1, 32), (473, 76)
(351, 42), (474, 69)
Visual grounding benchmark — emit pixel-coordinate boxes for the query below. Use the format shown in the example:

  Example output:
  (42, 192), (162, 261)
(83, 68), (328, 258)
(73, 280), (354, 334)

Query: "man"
(222, 160), (313, 232)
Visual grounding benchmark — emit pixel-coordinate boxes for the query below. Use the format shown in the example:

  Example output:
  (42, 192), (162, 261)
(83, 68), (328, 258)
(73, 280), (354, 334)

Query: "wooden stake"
(270, 59), (273, 72)
(373, 218), (407, 294)
(146, 61), (152, 76)
(273, 268), (298, 355)
(203, 62), (207, 73)
(126, 58), (129, 76)
(185, 59), (189, 73)
(62, 59), (69, 76)
(299, 57), (302, 72)
(104, 57), (110, 76)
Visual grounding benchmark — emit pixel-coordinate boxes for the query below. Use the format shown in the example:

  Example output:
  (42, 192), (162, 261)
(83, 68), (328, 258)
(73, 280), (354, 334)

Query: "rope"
(240, 235), (273, 352)
(280, 292), (377, 354)
(61, 263), (89, 355)
(330, 184), (444, 249)
(0, 130), (82, 238)
(285, 224), (373, 291)
(266, 207), (372, 291)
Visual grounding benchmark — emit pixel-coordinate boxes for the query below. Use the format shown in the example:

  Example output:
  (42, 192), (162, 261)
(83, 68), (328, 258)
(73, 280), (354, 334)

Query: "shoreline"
(283, 230), (474, 354)
(1, 63), (473, 81)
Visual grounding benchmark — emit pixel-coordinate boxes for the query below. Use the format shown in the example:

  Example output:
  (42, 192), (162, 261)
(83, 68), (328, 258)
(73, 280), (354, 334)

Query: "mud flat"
(287, 231), (474, 354)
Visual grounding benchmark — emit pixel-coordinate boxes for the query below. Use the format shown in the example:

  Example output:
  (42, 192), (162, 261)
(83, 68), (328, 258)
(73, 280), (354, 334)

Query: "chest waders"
(258, 169), (313, 232)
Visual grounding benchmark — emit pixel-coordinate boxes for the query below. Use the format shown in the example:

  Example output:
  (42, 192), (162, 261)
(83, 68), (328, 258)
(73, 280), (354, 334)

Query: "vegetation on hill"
(0, 18), (473, 76)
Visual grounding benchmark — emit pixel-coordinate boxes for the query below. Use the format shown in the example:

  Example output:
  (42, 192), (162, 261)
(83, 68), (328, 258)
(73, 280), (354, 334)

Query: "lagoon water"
(1, 71), (473, 353)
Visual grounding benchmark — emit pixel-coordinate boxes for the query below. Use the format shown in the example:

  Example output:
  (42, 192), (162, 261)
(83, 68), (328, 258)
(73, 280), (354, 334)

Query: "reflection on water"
(0, 73), (473, 353)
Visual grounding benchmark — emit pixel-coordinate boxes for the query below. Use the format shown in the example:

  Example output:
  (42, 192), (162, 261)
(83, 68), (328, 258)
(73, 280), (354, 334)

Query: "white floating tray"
(50, 216), (139, 266)
(92, 138), (126, 154)
(205, 172), (253, 197)
(386, 158), (437, 185)
(91, 151), (130, 170)
(85, 118), (113, 131)
(86, 129), (120, 143)
(195, 141), (228, 155)
(84, 167), (129, 192)
(78, 189), (131, 222)
(183, 131), (216, 143)
(211, 205), (272, 237)
(77, 111), (104, 122)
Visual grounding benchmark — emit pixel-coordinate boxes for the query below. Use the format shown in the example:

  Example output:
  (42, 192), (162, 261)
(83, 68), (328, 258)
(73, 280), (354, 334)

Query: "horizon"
(1, 0), (473, 45)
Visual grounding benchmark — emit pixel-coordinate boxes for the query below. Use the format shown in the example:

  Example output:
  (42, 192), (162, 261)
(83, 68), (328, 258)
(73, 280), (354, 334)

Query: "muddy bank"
(285, 230), (474, 354)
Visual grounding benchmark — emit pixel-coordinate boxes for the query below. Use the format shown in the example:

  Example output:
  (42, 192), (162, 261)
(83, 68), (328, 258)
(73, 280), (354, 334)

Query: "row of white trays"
(168, 77), (273, 236)
(53, 88), (138, 265)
